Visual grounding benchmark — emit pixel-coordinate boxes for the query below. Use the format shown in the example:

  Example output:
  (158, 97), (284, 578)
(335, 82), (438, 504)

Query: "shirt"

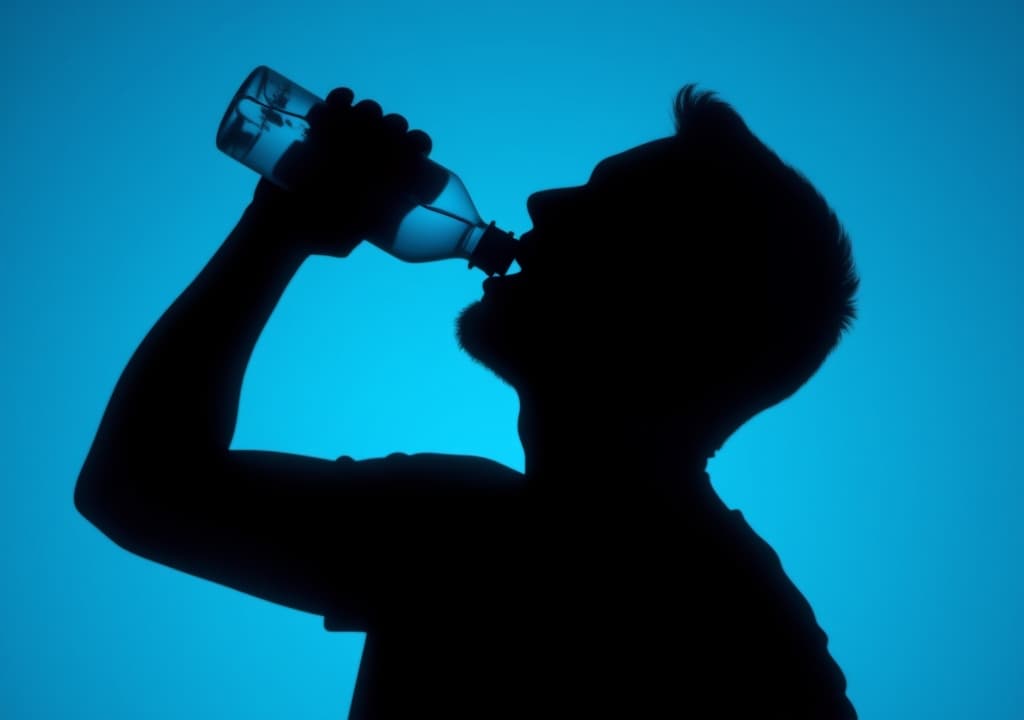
(320, 452), (857, 719)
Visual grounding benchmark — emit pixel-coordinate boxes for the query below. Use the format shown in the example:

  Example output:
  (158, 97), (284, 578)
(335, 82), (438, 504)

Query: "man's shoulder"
(332, 451), (525, 496)
(713, 508), (836, 644)
(712, 509), (795, 584)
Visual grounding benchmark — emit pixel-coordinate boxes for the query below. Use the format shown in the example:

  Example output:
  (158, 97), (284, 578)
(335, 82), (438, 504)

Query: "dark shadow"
(76, 85), (859, 718)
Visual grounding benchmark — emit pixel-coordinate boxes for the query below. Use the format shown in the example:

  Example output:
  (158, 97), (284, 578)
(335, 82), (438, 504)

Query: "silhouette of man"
(76, 85), (860, 718)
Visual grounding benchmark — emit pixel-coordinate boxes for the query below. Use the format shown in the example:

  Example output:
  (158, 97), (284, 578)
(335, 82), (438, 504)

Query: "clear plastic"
(217, 66), (517, 275)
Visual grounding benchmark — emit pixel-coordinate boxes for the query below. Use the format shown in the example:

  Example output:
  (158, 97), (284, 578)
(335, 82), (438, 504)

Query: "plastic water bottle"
(216, 66), (518, 276)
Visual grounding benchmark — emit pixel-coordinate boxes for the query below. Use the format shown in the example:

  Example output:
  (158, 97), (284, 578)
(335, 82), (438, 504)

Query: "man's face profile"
(456, 137), (683, 392)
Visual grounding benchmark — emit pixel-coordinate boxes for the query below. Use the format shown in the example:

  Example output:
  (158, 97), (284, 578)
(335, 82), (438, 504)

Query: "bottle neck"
(468, 222), (518, 276)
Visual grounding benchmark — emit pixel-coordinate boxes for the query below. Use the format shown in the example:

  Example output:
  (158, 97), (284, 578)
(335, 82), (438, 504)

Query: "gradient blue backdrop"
(3, 0), (1021, 717)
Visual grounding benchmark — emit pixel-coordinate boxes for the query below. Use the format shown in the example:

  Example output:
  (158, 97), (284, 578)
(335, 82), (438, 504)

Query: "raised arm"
(73, 90), (458, 619)
(75, 199), (309, 486)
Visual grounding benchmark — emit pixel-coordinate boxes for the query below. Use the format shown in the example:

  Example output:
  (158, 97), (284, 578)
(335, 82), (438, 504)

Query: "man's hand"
(249, 87), (434, 258)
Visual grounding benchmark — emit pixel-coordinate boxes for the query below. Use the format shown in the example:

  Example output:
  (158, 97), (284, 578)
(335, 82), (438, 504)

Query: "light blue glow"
(3, 0), (1022, 718)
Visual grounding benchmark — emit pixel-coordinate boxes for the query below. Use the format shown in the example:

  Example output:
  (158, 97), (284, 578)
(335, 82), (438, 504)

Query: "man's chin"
(455, 300), (526, 389)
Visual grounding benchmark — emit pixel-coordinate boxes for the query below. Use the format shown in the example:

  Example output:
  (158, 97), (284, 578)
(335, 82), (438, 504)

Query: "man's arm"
(73, 201), (525, 621)
(72, 92), (522, 620)
(77, 203), (304, 466)
(73, 202), (341, 610)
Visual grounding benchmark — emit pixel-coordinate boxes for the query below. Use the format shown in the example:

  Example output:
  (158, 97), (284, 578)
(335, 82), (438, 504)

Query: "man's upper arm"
(83, 449), (523, 624)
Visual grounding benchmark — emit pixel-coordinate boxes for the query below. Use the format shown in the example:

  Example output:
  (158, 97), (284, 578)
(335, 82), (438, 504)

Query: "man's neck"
(517, 397), (715, 504)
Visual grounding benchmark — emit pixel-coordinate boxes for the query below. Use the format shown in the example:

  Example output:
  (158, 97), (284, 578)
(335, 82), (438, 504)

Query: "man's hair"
(661, 84), (859, 451)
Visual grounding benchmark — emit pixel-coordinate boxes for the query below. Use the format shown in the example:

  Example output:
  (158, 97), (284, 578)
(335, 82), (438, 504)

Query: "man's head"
(457, 85), (859, 456)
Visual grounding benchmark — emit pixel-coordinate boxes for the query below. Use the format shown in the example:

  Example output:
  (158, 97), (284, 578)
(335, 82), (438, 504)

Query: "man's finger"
(381, 113), (409, 137)
(405, 129), (433, 156)
(351, 99), (383, 121)
(325, 87), (355, 108)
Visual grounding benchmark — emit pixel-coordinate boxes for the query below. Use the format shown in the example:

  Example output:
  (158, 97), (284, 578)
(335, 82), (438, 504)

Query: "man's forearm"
(77, 204), (307, 494)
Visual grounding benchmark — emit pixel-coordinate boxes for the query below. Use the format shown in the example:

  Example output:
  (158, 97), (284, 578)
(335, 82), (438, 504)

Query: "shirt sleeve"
(95, 445), (523, 631)
(316, 452), (525, 630)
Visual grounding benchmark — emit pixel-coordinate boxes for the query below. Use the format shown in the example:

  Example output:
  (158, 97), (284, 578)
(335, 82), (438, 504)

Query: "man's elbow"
(73, 453), (146, 544)
(75, 465), (117, 537)
(74, 465), (107, 522)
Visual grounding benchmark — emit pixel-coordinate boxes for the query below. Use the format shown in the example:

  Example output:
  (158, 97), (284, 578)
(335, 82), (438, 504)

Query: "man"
(76, 84), (859, 718)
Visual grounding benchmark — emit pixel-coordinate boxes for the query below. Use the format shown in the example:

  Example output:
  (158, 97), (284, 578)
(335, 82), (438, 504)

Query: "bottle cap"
(469, 222), (518, 276)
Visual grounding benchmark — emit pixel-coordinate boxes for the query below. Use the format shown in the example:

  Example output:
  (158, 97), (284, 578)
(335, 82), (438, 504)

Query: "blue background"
(3, 0), (1021, 717)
